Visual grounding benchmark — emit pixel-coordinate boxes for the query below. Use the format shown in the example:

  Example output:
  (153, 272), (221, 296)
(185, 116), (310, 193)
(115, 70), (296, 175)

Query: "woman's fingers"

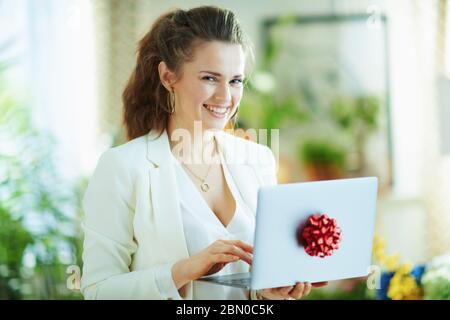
(287, 282), (312, 299)
(228, 240), (253, 253)
(271, 282), (312, 300)
(223, 244), (253, 265)
(260, 283), (312, 300)
(259, 281), (319, 300)
(209, 240), (253, 265)
(288, 282), (305, 299)
(302, 282), (312, 297)
(264, 288), (288, 300)
(276, 285), (294, 299)
(212, 254), (239, 264)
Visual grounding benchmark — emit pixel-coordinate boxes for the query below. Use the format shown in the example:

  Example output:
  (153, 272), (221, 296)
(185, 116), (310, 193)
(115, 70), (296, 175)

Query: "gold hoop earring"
(168, 89), (176, 114)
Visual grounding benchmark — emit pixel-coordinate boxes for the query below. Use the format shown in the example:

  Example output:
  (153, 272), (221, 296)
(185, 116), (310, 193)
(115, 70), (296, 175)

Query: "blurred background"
(1, 0), (450, 299)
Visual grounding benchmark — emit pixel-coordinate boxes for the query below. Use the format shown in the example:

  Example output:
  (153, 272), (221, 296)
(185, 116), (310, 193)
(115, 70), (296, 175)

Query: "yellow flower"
(372, 235), (399, 271)
(372, 236), (386, 262)
(387, 264), (421, 300)
(397, 263), (412, 274)
(373, 235), (385, 249)
(372, 235), (423, 300)
(385, 254), (400, 272)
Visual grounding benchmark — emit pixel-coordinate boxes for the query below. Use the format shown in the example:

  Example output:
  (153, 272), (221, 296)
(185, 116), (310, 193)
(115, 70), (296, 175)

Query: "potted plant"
(329, 95), (380, 175)
(299, 139), (346, 181)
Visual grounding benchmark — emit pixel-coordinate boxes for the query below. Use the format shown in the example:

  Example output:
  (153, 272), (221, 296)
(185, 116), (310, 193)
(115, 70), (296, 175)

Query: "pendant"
(200, 182), (210, 192)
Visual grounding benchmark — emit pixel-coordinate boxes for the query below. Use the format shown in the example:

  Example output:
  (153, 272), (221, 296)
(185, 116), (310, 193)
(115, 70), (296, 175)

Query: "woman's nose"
(213, 84), (232, 104)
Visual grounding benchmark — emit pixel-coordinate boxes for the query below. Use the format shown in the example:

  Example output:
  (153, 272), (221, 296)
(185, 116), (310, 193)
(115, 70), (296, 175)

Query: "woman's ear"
(158, 61), (176, 92)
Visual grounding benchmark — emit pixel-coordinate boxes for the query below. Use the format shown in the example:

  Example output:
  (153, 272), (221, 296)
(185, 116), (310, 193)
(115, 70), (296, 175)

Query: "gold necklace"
(182, 162), (213, 192)
(181, 138), (218, 192)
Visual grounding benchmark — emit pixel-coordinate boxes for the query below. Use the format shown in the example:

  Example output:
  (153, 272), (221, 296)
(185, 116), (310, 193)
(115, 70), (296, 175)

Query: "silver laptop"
(197, 177), (378, 290)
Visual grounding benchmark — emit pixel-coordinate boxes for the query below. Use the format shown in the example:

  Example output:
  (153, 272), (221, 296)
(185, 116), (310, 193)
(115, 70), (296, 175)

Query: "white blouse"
(155, 148), (256, 300)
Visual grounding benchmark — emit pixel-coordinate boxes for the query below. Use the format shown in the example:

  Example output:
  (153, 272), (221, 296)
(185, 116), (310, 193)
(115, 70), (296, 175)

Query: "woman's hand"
(257, 282), (328, 300)
(172, 239), (253, 290)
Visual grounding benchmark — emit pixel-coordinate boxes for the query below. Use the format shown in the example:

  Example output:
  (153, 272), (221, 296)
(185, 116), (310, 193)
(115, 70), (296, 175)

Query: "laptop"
(197, 177), (378, 290)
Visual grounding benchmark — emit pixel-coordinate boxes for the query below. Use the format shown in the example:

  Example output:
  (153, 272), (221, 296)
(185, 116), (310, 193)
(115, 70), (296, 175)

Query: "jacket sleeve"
(80, 149), (178, 300)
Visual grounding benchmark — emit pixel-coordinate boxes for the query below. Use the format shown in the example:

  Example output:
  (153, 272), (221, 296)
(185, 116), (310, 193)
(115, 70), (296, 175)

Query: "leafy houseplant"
(236, 18), (310, 147)
(0, 207), (33, 299)
(0, 59), (83, 299)
(237, 79), (310, 147)
(299, 139), (346, 181)
(329, 95), (380, 174)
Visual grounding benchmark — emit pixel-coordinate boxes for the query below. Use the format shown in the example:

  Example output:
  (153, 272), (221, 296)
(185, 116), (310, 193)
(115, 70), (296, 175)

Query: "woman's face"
(170, 41), (245, 132)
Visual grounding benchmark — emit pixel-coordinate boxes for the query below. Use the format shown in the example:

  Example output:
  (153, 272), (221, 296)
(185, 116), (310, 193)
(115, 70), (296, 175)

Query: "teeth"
(204, 104), (229, 115)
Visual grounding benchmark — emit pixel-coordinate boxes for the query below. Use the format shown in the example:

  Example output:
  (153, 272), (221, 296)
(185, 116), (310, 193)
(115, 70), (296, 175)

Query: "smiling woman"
(160, 40), (246, 131)
(81, 5), (315, 301)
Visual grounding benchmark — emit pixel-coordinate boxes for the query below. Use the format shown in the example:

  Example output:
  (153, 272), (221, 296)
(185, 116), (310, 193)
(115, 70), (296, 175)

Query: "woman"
(81, 6), (323, 300)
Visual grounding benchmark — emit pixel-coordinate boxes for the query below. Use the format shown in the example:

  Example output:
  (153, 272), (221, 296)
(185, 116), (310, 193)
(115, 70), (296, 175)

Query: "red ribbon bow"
(297, 213), (342, 258)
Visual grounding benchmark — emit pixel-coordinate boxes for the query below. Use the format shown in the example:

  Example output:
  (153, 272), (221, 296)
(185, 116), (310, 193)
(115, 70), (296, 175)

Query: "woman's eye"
(231, 79), (243, 85)
(202, 76), (216, 82)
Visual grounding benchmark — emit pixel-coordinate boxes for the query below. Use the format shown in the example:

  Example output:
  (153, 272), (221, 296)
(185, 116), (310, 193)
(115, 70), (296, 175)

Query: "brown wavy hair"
(122, 6), (253, 141)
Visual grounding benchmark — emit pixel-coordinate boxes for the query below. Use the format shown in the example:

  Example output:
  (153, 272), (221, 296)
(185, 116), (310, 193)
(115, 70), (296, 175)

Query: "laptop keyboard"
(198, 272), (252, 289)
(222, 277), (251, 285)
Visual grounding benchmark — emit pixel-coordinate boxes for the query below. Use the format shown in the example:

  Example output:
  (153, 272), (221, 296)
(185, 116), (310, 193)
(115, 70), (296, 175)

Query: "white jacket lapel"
(146, 131), (190, 261)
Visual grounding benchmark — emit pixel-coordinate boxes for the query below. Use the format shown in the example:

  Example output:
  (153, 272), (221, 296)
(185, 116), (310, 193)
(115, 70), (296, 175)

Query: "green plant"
(298, 139), (347, 180)
(0, 207), (33, 299)
(240, 16), (383, 179)
(329, 95), (380, 173)
(238, 82), (310, 131)
(330, 95), (379, 133)
(299, 139), (346, 168)
(422, 254), (450, 300)
(237, 16), (310, 134)
(0, 58), (83, 299)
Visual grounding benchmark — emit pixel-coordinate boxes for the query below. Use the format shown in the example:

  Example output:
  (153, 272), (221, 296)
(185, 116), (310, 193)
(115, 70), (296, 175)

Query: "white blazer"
(80, 129), (277, 299)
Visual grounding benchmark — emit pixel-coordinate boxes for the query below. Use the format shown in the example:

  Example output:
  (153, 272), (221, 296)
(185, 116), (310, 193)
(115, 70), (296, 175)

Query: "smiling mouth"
(203, 104), (231, 118)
